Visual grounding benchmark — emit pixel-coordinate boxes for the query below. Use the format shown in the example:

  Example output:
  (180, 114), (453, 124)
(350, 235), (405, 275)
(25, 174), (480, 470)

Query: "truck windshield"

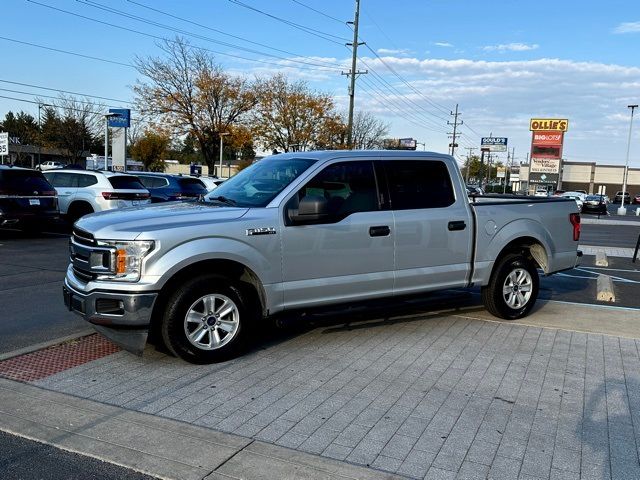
(205, 157), (316, 207)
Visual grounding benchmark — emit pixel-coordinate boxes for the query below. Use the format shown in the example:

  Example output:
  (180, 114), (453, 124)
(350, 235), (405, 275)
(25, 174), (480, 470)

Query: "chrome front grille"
(70, 228), (112, 282)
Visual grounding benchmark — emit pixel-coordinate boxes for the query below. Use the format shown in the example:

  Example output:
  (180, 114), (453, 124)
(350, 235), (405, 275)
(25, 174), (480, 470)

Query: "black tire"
(160, 274), (256, 364)
(68, 202), (94, 223)
(481, 253), (539, 320)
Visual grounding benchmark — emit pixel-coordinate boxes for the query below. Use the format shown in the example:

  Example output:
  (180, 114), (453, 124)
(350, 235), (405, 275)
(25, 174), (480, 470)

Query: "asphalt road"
(580, 222), (639, 248)
(0, 229), (88, 355)
(0, 430), (156, 480)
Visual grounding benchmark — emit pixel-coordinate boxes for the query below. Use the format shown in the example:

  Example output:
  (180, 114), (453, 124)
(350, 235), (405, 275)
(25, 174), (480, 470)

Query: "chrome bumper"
(63, 280), (158, 355)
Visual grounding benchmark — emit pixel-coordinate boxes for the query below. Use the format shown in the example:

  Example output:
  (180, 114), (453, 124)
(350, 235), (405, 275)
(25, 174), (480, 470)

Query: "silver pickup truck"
(63, 151), (581, 363)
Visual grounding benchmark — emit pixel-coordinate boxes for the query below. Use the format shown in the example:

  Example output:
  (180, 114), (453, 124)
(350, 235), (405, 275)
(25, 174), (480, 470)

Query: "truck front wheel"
(160, 275), (255, 364)
(481, 253), (539, 320)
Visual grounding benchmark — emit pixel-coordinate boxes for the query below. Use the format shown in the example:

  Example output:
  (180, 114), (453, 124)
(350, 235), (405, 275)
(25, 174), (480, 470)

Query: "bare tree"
(133, 37), (256, 171)
(350, 110), (389, 150)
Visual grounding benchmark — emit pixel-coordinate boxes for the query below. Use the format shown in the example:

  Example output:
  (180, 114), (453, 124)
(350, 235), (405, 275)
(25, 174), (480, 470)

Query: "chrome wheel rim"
(184, 294), (240, 350)
(502, 268), (533, 309)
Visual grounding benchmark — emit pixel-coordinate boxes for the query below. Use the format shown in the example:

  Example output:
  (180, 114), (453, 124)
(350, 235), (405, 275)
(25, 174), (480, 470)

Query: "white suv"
(43, 170), (150, 222)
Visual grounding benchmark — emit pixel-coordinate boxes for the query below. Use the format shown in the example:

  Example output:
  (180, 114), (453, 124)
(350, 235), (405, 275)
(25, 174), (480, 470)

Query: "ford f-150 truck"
(63, 151), (581, 363)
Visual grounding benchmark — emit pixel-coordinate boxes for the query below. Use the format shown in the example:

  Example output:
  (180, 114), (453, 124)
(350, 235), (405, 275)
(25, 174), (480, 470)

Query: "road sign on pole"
(0, 132), (8, 164)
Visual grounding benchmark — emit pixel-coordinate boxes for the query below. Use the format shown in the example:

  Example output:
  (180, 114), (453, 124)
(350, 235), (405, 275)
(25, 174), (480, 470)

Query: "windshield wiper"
(210, 195), (237, 206)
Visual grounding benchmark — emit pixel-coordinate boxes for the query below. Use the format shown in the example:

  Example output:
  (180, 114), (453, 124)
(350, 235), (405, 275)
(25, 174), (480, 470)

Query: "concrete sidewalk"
(2, 300), (640, 480)
(0, 377), (400, 480)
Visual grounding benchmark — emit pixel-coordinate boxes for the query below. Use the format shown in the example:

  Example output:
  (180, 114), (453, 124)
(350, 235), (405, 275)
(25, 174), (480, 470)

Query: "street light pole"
(219, 132), (230, 178)
(618, 104), (638, 215)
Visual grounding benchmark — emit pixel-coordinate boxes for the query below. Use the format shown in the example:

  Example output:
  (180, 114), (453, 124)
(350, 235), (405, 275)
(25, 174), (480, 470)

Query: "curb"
(0, 378), (402, 480)
(595, 251), (609, 267)
(596, 275), (616, 302)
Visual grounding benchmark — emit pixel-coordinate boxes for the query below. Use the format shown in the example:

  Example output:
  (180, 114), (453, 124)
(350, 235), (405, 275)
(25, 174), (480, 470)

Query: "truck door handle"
(448, 221), (466, 231)
(369, 226), (390, 237)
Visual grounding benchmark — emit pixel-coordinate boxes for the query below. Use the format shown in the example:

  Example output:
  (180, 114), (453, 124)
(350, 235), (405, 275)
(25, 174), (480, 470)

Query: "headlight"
(95, 240), (154, 282)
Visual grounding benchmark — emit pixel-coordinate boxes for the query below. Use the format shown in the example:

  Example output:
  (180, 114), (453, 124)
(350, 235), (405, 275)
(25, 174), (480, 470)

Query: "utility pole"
(342, 0), (367, 149)
(447, 104), (463, 156)
(464, 147), (475, 184)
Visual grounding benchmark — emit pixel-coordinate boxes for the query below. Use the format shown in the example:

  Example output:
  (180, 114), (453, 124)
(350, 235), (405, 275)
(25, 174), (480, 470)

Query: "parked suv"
(135, 173), (208, 202)
(614, 191), (630, 204)
(43, 170), (150, 222)
(0, 165), (59, 231)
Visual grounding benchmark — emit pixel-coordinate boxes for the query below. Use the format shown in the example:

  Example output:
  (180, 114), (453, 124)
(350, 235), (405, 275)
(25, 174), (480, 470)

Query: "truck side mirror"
(288, 195), (329, 224)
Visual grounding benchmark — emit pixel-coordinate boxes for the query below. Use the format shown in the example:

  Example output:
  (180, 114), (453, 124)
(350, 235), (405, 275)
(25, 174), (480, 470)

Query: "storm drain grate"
(0, 334), (120, 382)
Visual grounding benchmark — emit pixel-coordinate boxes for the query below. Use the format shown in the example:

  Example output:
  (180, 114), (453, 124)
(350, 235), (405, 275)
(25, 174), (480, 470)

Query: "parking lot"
(1, 220), (640, 479)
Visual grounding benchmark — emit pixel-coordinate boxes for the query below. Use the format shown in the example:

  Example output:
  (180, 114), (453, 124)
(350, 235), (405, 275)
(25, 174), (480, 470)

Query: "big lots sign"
(532, 131), (563, 146)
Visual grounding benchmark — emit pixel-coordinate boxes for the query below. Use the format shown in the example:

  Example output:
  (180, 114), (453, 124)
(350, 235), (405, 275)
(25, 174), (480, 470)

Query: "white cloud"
(482, 43), (539, 52)
(347, 55), (640, 163)
(613, 21), (640, 34)
(434, 42), (453, 48)
(377, 48), (412, 56)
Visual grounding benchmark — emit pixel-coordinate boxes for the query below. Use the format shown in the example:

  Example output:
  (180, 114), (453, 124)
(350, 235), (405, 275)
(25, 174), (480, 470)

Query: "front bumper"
(63, 280), (158, 355)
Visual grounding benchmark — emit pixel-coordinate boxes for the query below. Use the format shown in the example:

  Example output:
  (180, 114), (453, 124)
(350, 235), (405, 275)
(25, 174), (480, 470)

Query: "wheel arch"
(149, 258), (267, 340)
(490, 236), (549, 279)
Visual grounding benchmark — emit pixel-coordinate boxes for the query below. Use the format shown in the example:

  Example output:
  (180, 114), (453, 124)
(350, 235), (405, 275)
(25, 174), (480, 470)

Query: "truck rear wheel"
(160, 274), (255, 364)
(481, 253), (539, 320)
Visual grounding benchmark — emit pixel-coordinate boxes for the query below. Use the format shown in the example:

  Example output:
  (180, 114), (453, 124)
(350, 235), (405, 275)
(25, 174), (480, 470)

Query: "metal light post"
(103, 113), (118, 170)
(416, 142), (426, 151)
(618, 104), (638, 215)
(219, 132), (230, 178)
(37, 103), (42, 169)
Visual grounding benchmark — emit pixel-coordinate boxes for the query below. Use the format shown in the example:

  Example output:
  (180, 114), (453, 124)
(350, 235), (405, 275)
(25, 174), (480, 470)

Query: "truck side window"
(384, 160), (455, 210)
(298, 161), (379, 219)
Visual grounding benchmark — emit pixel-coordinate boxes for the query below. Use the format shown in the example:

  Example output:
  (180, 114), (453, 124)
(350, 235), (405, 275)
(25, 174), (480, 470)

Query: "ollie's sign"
(529, 119), (569, 132)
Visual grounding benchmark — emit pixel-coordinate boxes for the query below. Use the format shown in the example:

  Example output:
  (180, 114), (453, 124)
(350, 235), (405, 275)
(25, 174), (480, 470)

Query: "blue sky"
(1, 0), (640, 165)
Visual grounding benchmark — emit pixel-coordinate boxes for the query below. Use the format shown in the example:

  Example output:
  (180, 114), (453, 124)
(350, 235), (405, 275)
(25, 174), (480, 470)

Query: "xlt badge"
(246, 227), (276, 236)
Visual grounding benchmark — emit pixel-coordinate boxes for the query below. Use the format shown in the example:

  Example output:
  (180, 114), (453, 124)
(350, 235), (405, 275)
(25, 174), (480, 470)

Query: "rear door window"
(178, 177), (208, 194)
(384, 160), (455, 210)
(108, 175), (146, 190)
(0, 170), (56, 195)
(77, 174), (98, 187)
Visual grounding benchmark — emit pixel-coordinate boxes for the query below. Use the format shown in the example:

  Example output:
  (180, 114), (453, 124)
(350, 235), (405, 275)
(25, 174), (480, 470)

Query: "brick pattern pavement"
(35, 314), (640, 480)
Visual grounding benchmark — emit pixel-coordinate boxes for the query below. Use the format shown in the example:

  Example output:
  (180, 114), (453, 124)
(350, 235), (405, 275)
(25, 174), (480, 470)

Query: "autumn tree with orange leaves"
(133, 38), (256, 172)
(252, 74), (345, 152)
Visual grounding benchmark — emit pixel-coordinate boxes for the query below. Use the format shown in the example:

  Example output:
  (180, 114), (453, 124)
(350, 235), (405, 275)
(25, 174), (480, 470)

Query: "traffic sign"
(0, 132), (8, 157)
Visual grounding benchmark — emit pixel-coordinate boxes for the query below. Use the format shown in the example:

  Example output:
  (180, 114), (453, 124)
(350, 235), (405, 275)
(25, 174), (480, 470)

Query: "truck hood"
(75, 202), (249, 240)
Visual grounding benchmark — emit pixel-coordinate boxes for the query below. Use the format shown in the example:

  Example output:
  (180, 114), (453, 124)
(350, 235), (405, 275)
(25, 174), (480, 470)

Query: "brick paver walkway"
(35, 314), (640, 480)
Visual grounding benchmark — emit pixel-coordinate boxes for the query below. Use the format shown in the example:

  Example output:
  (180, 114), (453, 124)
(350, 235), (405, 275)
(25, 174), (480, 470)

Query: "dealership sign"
(481, 137), (508, 152)
(529, 118), (568, 132)
(530, 157), (560, 174)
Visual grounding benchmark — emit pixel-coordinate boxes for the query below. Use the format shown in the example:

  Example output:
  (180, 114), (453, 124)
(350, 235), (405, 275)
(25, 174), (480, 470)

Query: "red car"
(633, 193), (640, 204)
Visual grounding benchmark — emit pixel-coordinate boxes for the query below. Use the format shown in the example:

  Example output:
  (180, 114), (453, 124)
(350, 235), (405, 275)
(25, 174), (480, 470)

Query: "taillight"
(139, 192), (150, 199)
(102, 192), (115, 200)
(569, 213), (580, 241)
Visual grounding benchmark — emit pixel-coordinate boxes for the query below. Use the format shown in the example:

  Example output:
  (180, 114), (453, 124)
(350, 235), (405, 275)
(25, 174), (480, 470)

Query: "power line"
(0, 79), (132, 105)
(0, 35), (134, 68)
(128, 0), (343, 66)
(227, 0), (349, 45)
(289, 0), (345, 25)
(26, 0), (341, 72)
(77, 0), (345, 71)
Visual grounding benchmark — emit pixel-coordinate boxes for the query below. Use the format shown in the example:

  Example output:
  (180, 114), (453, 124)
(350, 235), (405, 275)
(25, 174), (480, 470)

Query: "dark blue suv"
(135, 173), (208, 202)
